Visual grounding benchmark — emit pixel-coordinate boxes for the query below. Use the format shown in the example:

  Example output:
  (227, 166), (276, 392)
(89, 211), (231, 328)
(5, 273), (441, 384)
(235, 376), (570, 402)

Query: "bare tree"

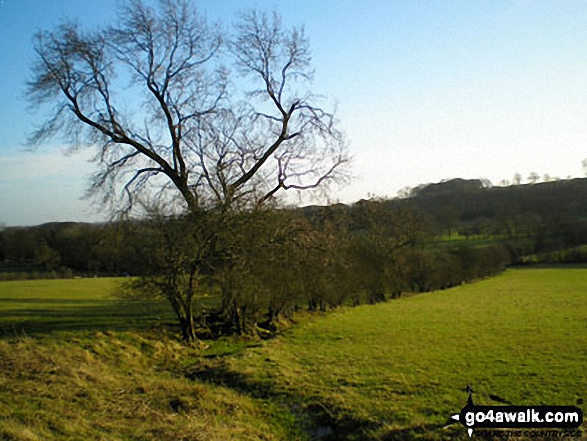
(397, 186), (413, 199)
(117, 211), (214, 341)
(480, 178), (492, 188)
(28, 0), (349, 340)
(228, 11), (349, 207)
(527, 172), (540, 184)
(28, 0), (349, 215)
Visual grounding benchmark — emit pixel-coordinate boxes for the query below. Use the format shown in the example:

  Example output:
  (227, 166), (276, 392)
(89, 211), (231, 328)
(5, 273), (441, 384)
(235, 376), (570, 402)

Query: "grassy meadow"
(217, 268), (587, 439)
(0, 278), (175, 336)
(1, 269), (586, 439)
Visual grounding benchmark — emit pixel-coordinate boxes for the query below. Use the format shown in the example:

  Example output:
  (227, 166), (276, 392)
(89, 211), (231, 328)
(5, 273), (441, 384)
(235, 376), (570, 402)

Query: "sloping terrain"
(1, 268), (586, 440)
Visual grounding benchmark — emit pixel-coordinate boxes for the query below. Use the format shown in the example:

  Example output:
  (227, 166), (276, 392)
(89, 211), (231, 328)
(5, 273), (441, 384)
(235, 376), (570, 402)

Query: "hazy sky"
(2, 1), (587, 226)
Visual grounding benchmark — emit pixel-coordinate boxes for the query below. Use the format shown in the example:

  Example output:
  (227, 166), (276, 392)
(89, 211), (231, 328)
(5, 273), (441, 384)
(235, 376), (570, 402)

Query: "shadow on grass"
(186, 360), (382, 440)
(186, 360), (470, 440)
(0, 299), (175, 337)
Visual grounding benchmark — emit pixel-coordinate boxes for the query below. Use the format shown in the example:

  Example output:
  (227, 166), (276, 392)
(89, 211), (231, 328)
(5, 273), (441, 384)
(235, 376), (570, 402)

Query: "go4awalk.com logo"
(451, 386), (583, 438)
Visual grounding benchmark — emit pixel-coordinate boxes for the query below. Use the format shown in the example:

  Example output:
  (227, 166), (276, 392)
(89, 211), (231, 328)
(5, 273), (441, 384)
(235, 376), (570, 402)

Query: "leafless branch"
(27, 2), (350, 215)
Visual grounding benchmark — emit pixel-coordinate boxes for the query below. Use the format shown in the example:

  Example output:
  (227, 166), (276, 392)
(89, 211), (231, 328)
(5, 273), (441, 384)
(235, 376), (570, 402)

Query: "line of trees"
(7, 178), (587, 340)
(0, 201), (511, 339)
(0, 222), (151, 278)
(114, 201), (511, 339)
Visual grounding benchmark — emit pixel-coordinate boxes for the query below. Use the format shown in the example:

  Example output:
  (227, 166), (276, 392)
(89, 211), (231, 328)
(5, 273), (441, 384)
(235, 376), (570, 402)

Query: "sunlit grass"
(0, 331), (294, 440)
(221, 268), (587, 439)
(0, 278), (175, 336)
(0, 278), (298, 440)
(1, 269), (586, 439)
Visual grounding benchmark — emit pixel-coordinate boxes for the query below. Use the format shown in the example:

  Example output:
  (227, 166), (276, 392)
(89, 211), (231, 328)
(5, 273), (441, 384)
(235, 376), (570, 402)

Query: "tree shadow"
(0, 299), (175, 337)
(186, 359), (474, 440)
(186, 360), (382, 440)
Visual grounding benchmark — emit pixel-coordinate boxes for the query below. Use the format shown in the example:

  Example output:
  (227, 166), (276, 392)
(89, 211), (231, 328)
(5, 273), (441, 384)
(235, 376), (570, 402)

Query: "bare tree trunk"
(179, 314), (197, 342)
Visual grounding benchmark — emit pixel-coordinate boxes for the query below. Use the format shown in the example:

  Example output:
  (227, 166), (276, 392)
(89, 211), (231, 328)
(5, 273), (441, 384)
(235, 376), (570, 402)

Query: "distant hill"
(3, 177), (587, 273)
(382, 177), (587, 261)
(296, 177), (587, 261)
(404, 177), (587, 227)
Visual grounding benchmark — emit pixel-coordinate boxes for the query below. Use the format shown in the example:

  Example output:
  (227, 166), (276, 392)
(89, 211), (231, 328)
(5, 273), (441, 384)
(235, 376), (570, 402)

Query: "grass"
(430, 233), (509, 249)
(520, 244), (587, 265)
(1, 269), (586, 439)
(0, 278), (175, 336)
(0, 331), (296, 440)
(212, 268), (587, 439)
(0, 278), (297, 440)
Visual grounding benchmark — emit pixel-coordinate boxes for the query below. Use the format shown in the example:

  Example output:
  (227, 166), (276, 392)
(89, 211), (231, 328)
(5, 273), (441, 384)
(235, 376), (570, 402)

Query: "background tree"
(349, 201), (433, 302)
(0, 229), (5, 263)
(527, 172), (540, 184)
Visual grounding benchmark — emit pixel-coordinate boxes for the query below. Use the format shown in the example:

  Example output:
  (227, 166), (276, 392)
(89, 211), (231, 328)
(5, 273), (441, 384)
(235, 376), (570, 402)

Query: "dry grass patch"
(0, 331), (291, 440)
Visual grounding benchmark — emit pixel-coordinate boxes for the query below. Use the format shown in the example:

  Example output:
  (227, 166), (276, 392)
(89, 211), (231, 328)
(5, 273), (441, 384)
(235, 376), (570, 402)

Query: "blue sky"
(2, 1), (587, 225)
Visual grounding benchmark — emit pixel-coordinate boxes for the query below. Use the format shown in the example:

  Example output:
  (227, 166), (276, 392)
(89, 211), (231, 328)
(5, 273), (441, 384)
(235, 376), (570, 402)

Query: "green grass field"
(216, 268), (587, 439)
(0, 278), (177, 336)
(1, 269), (586, 440)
